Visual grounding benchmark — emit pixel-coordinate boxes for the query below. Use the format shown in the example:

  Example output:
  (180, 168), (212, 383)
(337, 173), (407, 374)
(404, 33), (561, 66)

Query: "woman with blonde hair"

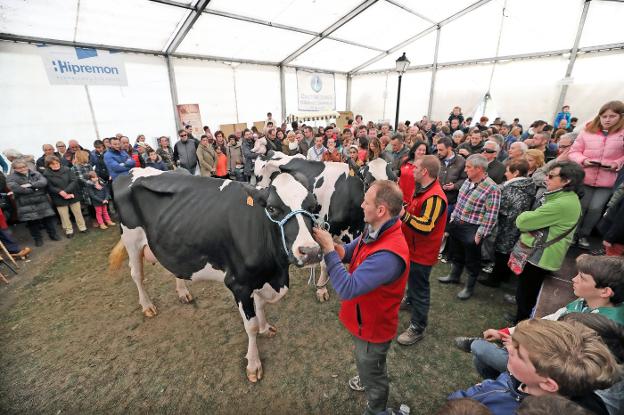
(569, 100), (624, 249)
(281, 131), (299, 156)
(525, 149), (545, 177)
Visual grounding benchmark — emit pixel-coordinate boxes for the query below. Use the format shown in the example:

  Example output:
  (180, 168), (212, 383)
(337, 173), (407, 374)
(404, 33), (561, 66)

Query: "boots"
(438, 264), (462, 284)
(457, 274), (478, 300)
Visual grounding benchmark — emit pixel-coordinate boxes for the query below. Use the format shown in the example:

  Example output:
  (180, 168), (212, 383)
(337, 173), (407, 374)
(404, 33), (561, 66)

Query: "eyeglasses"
(56, 144), (66, 148)
(547, 173), (561, 179)
(180, 134), (187, 137)
(558, 144), (572, 149)
(482, 148), (497, 154)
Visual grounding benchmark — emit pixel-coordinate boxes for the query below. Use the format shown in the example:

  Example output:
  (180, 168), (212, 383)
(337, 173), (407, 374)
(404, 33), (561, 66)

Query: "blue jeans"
(405, 262), (433, 331)
(471, 339), (509, 380)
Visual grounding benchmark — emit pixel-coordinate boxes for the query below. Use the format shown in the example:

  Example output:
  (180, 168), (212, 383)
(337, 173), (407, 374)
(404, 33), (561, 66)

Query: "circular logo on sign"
(311, 75), (322, 93)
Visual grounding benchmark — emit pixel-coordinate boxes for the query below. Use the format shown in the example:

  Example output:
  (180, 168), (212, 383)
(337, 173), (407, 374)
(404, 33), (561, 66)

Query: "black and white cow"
(109, 168), (321, 382)
(255, 153), (396, 301)
(360, 157), (397, 190)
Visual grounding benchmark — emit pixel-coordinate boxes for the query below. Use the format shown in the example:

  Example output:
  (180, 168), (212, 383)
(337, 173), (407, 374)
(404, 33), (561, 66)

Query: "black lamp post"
(394, 52), (410, 131)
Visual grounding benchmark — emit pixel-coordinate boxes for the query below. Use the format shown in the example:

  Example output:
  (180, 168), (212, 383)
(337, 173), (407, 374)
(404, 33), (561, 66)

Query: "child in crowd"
(448, 319), (620, 414)
(516, 395), (593, 415)
(435, 398), (491, 415)
(86, 171), (115, 230)
(145, 149), (167, 171)
(456, 254), (624, 381)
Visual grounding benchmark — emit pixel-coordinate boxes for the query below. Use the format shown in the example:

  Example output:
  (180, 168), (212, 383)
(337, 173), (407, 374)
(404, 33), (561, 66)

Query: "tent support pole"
(346, 74), (352, 111)
(84, 85), (100, 140)
(166, 55), (181, 131)
(554, 0), (590, 122)
(280, 65), (287, 123)
(427, 26), (441, 119)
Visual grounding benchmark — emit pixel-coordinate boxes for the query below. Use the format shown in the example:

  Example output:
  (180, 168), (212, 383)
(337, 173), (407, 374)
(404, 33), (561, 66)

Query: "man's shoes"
(454, 336), (480, 353)
(481, 264), (494, 274)
(438, 254), (448, 263)
(49, 234), (62, 241)
(34, 239), (44, 247)
(503, 294), (516, 305)
(457, 287), (474, 300)
(503, 312), (517, 324)
(397, 326), (424, 346)
(438, 275), (460, 284)
(399, 298), (412, 311)
(478, 275), (500, 288)
(348, 375), (365, 392)
(577, 237), (590, 249)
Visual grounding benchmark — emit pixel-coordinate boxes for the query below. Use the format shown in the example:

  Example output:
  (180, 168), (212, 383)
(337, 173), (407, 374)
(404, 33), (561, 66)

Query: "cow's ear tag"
(246, 196), (254, 206)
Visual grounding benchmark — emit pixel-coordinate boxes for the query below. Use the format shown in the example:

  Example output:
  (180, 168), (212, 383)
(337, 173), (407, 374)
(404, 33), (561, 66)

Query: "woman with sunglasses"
(568, 100), (624, 250)
(511, 161), (584, 324)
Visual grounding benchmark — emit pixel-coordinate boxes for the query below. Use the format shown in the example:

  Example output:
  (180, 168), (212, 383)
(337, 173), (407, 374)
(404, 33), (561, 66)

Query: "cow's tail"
(109, 239), (128, 272)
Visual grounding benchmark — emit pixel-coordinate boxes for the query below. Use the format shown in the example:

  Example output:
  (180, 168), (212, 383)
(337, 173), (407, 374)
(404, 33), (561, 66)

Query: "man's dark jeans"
(448, 221), (482, 287)
(353, 336), (391, 415)
(406, 262), (433, 331)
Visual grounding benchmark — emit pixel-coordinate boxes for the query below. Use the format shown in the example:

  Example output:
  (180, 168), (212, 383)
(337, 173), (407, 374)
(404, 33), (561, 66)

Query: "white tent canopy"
(1, 0), (623, 155)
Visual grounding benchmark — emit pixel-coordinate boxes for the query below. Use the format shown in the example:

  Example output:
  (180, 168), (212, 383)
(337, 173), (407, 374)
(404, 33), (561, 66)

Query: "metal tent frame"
(1, 0), (621, 123)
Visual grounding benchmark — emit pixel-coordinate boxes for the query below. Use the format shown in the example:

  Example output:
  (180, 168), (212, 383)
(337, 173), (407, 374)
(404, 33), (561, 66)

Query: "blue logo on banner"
(75, 47), (98, 60)
(311, 75), (322, 93)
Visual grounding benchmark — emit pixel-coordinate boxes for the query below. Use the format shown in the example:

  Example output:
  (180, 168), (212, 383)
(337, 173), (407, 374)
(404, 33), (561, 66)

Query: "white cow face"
(248, 173), (321, 267)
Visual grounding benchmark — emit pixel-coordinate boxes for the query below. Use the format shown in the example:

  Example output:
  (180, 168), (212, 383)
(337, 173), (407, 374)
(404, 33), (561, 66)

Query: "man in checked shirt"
(438, 154), (501, 300)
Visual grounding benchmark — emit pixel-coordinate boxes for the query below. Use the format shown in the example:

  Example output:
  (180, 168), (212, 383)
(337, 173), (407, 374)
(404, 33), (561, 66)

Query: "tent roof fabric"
(0, 0), (622, 74)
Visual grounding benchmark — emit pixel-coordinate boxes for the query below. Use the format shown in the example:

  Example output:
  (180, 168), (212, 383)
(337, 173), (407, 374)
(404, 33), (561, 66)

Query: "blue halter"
(264, 208), (329, 257)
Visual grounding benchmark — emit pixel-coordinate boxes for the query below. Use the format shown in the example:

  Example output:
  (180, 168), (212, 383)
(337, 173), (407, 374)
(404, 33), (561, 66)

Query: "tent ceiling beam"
(427, 27), (441, 119)
(353, 42), (624, 76)
(280, 0), (379, 66)
(554, 0), (590, 120)
(349, 0), (494, 74)
(384, 0), (436, 24)
(164, 0), (211, 54)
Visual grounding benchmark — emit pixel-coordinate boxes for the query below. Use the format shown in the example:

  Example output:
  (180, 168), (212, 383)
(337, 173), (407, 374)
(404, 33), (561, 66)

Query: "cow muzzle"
(297, 246), (322, 266)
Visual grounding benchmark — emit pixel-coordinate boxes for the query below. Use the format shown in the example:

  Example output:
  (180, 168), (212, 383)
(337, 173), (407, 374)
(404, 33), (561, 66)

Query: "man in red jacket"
(397, 155), (448, 345)
(313, 180), (409, 415)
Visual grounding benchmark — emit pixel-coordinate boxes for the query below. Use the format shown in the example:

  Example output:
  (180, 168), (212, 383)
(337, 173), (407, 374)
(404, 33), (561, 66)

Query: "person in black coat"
(43, 156), (87, 237)
(482, 140), (506, 184)
(599, 188), (624, 256)
(6, 160), (60, 246)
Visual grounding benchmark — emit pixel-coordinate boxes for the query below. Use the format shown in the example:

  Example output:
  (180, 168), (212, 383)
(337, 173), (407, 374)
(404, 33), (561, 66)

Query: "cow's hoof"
(316, 287), (330, 302)
(259, 325), (277, 338)
(246, 366), (263, 383)
(177, 290), (194, 304)
(143, 305), (158, 317)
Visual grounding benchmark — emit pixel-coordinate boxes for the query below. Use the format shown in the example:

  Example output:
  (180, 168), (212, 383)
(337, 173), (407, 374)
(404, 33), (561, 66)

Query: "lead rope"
(264, 208), (330, 258)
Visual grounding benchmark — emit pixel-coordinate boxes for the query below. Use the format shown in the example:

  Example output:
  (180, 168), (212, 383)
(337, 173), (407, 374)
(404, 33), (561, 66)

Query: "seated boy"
(457, 254), (624, 380)
(448, 319), (620, 415)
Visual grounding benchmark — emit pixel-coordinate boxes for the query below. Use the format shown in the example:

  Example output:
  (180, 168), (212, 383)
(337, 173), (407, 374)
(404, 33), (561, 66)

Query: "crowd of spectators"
(1, 101), (623, 415)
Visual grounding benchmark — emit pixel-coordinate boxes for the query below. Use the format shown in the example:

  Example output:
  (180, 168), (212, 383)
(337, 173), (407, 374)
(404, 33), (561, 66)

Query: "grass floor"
(0, 228), (512, 415)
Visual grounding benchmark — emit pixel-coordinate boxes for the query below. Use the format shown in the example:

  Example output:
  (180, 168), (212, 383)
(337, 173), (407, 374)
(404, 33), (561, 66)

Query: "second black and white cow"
(109, 168), (321, 382)
(255, 153), (379, 301)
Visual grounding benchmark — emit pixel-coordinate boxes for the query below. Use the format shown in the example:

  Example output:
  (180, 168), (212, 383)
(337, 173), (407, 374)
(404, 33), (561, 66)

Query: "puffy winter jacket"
(448, 372), (526, 415)
(6, 170), (55, 221)
(568, 128), (624, 188)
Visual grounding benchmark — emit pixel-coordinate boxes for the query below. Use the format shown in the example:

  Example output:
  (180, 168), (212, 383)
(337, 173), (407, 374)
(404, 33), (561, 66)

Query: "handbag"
(508, 217), (581, 275)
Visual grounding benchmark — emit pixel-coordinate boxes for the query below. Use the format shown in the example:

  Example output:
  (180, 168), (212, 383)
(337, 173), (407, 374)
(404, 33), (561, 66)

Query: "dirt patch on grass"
(0, 229), (511, 414)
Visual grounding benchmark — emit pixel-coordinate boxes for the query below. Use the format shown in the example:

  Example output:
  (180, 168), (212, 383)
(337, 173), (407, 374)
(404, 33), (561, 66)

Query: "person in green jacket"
(513, 161), (584, 322)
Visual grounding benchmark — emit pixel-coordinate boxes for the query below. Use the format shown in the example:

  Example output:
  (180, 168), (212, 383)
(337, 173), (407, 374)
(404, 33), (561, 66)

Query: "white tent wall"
(86, 53), (175, 149)
(565, 52), (624, 126)
(227, 64), (281, 126)
(0, 42), (96, 157)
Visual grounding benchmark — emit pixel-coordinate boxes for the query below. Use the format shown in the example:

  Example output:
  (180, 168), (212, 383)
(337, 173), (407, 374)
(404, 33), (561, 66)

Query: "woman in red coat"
(398, 140), (429, 204)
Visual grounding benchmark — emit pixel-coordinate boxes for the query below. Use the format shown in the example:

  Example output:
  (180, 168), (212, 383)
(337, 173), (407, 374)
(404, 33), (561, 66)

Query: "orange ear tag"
(247, 196), (254, 206)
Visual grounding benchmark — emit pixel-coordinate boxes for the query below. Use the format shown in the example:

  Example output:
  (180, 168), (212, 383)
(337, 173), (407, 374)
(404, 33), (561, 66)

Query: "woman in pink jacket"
(568, 100), (624, 249)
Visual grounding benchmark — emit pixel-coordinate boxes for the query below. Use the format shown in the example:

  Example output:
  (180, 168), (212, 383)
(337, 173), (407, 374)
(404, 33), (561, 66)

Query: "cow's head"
(246, 172), (321, 267)
(359, 158), (397, 191)
(254, 151), (306, 188)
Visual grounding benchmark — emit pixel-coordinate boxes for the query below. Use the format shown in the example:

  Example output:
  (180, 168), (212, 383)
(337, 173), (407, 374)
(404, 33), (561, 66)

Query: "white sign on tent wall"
(38, 45), (128, 86)
(296, 70), (335, 111)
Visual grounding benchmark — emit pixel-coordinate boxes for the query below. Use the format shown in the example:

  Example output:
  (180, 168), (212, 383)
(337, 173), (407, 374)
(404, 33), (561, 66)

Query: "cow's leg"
(175, 278), (193, 303)
(254, 283), (288, 337)
(315, 260), (330, 302)
(121, 227), (157, 317)
(237, 297), (263, 382)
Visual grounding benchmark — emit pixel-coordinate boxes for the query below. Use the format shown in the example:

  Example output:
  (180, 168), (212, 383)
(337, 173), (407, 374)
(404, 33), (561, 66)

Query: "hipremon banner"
(297, 70), (335, 111)
(38, 45), (128, 86)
